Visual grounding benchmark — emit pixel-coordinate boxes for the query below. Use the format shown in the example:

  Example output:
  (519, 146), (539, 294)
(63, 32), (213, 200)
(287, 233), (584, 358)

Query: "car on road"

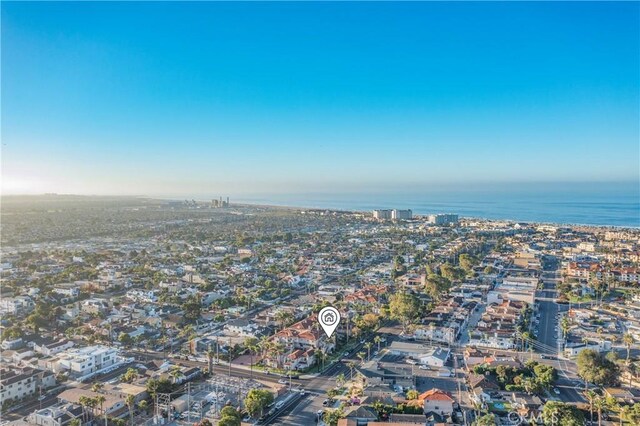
(322, 399), (332, 406)
(373, 351), (379, 356)
(298, 389), (306, 396)
(278, 379), (287, 384)
(38, 395), (47, 401)
(553, 388), (561, 395)
(275, 401), (284, 409)
(343, 352), (349, 357)
(419, 365), (430, 370)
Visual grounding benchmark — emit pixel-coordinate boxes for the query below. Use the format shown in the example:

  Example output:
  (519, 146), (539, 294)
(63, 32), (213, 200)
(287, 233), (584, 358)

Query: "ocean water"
(232, 182), (640, 227)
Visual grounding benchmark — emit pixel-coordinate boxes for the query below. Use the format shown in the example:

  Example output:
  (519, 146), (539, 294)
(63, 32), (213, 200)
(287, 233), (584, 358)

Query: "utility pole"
(187, 382), (191, 423)
(228, 337), (232, 377)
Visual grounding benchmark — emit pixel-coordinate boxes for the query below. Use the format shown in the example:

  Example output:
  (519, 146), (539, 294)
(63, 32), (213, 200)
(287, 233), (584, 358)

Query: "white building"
(372, 209), (393, 220)
(391, 209), (413, 220)
(0, 368), (56, 405)
(428, 214), (459, 225)
(0, 296), (35, 315)
(45, 345), (118, 379)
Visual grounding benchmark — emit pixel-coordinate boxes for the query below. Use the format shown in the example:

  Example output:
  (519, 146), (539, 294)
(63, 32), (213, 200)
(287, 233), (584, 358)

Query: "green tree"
(244, 389), (274, 418)
(577, 349), (620, 390)
(459, 254), (478, 273)
(388, 292), (419, 333)
(541, 401), (585, 426)
(623, 333), (635, 364)
(218, 417), (240, 426)
(473, 414), (496, 426)
(125, 394), (135, 426)
(424, 274), (452, 301)
(406, 389), (419, 400)
(182, 294), (202, 323)
(323, 407), (345, 426)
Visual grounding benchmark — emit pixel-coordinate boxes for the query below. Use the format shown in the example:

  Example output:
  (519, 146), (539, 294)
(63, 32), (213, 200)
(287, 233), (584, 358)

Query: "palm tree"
(91, 382), (104, 393)
(364, 342), (373, 361)
(94, 394), (107, 426)
(347, 361), (356, 381)
(618, 403), (630, 426)
(586, 390), (597, 424)
(623, 333), (635, 364)
(357, 351), (366, 366)
(78, 395), (91, 423)
(593, 395), (610, 426)
(317, 349), (327, 372)
(169, 366), (183, 384)
(207, 347), (216, 375)
(125, 394), (135, 426)
(244, 337), (259, 379)
(374, 336), (382, 351)
(336, 373), (346, 388)
(138, 400), (148, 416)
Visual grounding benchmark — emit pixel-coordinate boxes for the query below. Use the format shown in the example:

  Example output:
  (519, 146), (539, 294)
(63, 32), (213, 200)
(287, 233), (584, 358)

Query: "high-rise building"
(391, 209), (412, 220)
(372, 209), (393, 220)
(428, 214), (459, 225)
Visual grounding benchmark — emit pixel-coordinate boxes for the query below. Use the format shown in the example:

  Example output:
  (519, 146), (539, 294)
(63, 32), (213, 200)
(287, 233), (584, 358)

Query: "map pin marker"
(318, 306), (341, 338)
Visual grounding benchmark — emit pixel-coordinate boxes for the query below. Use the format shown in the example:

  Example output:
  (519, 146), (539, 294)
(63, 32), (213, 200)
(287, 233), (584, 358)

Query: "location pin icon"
(318, 306), (341, 338)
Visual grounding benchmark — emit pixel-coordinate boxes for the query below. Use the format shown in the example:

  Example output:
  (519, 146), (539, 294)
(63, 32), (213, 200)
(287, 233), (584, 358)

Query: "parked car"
(275, 401), (284, 409)
(278, 379), (287, 384)
(419, 365), (430, 370)
(553, 388), (561, 395)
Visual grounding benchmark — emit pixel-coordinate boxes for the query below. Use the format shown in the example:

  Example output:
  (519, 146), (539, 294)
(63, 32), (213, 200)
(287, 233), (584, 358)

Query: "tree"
(244, 389), (274, 418)
(323, 407), (345, 426)
(336, 373), (346, 388)
(347, 361), (356, 381)
(220, 406), (241, 420)
(118, 333), (133, 347)
(244, 337), (259, 379)
(388, 292), (419, 333)
(406, 389), (419, 400)
(125, 394), (135, 426)
(577, 349), (620, 389)
(364, 342), (373, 361)
(473, 414), (496, 426)
(623, 333), (635, 364)
(145, 378), (173, 399)
(218, 417), (240, 426)
(182, 294), (202, 323)
(374, 335), (382, 351)
(121, 368), (138, 383)
(357, 351), (366, 366)
(440, 263), (465, 281)
(94, 394), (106, 426)
(541, 401), (585, 426)
(137, 400), (148, 414)
(69, 419), (81, 426)
(424, 274), (452, 301)
(459, 254), (478, 273)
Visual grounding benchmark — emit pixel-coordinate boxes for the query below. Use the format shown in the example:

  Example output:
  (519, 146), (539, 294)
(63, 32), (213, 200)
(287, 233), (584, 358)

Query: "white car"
(553, 388), (561, 395)
(419, 365), (429, 370)
(275, 401), (284, 409)
(278, 379), (287, 384)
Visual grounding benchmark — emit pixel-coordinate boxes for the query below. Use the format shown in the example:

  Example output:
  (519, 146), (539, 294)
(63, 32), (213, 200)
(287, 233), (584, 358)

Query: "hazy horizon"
(2, 2), (639, 196)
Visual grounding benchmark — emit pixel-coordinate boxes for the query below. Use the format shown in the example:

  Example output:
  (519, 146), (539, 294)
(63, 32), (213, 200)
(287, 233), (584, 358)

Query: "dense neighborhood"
(1, 196), (640, 426)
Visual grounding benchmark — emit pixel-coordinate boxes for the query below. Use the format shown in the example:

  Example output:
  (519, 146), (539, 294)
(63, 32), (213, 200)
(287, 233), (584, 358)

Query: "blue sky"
(2, 1), (639, 196)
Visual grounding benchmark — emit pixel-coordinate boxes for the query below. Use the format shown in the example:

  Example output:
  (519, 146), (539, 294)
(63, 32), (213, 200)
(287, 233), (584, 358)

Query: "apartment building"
(44, 345), (118, 379)
(0, 295), (35, 315)
(0, 367), (56, 405)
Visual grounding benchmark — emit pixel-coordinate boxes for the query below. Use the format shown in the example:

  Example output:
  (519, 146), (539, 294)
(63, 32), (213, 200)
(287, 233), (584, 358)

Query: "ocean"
(231, 182), (640, 228)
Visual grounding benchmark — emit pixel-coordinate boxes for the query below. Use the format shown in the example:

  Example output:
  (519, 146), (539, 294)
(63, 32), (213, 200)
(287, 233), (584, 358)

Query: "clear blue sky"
(2, 1), (639, 196)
